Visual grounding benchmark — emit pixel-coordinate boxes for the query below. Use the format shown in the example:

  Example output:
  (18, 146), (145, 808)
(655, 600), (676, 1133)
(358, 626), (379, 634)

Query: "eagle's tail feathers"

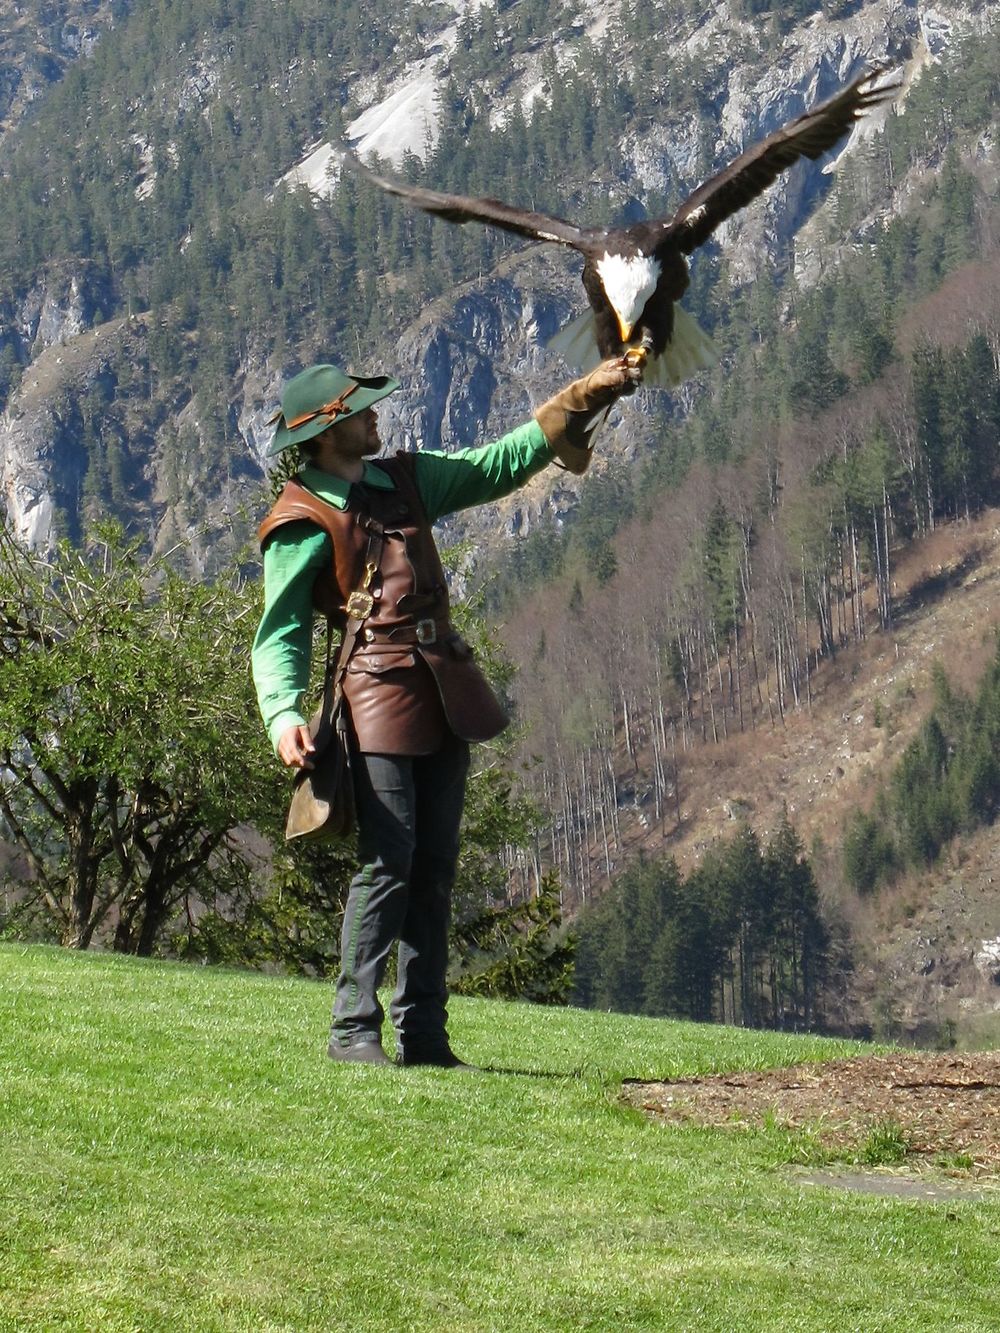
(651, 305), (718, 388)
(547, 305), (716, 388)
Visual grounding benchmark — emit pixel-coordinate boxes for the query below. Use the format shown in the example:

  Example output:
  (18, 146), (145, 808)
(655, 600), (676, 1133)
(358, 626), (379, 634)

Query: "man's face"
(313, 407), (381, 463)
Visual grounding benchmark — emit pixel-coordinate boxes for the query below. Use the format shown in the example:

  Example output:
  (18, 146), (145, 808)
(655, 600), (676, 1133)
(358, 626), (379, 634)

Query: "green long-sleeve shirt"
(252, 420), (553, 751)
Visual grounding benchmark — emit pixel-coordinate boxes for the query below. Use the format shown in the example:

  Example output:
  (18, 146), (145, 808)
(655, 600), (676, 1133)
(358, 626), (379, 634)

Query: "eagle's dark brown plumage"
(336, 68), (899, 385)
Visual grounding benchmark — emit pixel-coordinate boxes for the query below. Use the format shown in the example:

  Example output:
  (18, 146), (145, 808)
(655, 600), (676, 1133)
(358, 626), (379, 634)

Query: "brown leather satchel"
(285, 678), (356, 842)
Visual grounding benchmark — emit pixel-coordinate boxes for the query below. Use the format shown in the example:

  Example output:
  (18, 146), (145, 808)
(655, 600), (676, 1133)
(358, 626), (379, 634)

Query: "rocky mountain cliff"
(0, 0), (992, 555)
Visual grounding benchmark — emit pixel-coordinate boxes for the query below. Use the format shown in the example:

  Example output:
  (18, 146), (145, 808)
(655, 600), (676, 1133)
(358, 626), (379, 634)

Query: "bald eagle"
(335, 69), (898, 386)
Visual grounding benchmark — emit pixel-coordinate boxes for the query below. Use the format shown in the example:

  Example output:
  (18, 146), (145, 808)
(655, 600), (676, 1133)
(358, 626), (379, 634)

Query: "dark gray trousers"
(331, 734), (470, 1052)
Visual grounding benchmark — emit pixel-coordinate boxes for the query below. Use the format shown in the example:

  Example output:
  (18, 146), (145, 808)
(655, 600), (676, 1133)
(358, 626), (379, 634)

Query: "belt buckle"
(416, 618), (437, 645)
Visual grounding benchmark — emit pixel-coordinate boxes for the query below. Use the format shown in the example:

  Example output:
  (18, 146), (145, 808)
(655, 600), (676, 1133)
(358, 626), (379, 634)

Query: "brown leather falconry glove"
(534, 357), (644, 475)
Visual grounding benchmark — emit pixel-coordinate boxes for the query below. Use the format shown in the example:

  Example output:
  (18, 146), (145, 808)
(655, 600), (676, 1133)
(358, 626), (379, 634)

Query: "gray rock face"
(0, 311), (129, 547)
(920, 7), (955, 57)
(1, 264), (110, 368)
(382, 249), (577, 455)
(973, 938), (1000, 986)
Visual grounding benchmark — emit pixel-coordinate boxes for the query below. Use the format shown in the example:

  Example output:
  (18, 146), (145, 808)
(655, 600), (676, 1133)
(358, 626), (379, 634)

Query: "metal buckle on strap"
(415, 618), (437, 645)
(342, 560), (379, 621)
(343, 589), (375, 619)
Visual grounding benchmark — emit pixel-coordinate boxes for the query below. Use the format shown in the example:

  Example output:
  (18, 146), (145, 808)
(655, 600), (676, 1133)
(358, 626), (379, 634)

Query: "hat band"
(269, 383), (360, 431)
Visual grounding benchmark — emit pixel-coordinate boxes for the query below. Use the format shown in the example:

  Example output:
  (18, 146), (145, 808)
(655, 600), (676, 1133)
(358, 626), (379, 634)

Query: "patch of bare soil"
(623, 1052), (1000, 1174)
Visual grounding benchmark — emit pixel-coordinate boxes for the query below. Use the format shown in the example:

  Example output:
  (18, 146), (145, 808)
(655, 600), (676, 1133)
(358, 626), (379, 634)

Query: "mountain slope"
(0, 0), (992, 551)
(0, 0), (129, 150)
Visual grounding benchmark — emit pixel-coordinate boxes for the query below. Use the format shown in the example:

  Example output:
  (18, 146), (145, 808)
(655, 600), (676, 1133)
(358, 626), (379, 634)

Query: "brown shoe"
(327, 1037), (393, 1066)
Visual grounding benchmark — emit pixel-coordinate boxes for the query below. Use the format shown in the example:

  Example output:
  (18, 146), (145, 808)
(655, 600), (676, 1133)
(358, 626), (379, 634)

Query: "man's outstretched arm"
(415, 358), (641, 522)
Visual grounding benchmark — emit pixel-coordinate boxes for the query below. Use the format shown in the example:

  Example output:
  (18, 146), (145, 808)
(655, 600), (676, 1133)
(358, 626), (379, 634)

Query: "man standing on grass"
(252, 354), (640, 1067)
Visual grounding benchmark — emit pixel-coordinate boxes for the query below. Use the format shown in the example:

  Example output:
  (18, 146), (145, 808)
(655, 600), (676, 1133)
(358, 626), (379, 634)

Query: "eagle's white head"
(595, 252), (661, 342)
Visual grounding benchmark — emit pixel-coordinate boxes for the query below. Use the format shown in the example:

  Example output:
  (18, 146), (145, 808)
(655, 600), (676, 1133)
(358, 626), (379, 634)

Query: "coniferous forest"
(574, 816), (828, 1029)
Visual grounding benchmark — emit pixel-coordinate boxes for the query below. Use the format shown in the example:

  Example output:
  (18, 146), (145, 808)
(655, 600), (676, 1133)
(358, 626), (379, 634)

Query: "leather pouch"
(422, 636), (509, 742)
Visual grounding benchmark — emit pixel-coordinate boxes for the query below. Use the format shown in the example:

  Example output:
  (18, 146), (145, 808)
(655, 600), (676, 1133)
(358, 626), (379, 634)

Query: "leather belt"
(361, 619), (452, 646)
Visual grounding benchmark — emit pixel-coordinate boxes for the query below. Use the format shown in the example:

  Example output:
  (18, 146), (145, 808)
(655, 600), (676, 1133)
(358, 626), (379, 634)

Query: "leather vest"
(258, 453), (509, 754)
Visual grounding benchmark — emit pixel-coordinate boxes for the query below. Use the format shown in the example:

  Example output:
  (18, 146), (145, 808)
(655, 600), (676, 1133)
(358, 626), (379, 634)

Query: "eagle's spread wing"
(334, 148), (586, 248)
(667, 70), (900, 255)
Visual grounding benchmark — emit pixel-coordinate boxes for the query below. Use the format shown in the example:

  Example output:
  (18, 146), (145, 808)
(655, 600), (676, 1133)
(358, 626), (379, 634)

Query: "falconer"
(252, 355), (640, 1067)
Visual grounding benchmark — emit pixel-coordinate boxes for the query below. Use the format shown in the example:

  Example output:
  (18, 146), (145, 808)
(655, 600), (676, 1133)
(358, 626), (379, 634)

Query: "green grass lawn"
(1, 945), (997, 1332)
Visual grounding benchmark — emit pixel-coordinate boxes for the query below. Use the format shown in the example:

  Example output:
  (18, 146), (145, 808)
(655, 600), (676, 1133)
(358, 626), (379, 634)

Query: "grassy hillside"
(1, 945), (998, 1331)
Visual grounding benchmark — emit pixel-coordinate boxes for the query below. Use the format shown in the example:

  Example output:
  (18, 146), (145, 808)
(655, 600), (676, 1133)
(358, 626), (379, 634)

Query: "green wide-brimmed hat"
(266, 363), (400, 456)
